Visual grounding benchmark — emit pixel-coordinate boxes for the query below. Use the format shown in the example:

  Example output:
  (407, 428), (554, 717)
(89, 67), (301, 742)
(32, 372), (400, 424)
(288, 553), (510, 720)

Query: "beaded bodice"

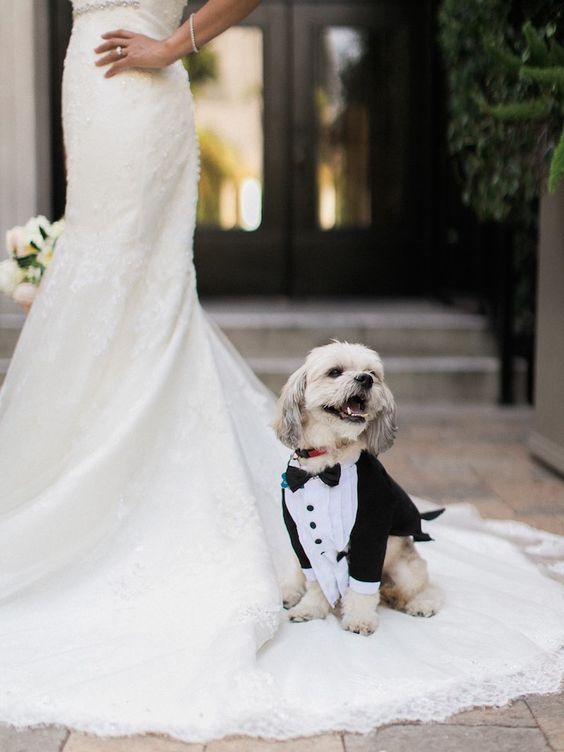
(70, 0), (188, 35)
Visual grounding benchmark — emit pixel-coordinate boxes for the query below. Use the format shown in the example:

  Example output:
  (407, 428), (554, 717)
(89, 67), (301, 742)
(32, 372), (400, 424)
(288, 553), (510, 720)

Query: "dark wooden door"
(49, 0), (436, 296)
(289, 1), (434, 295)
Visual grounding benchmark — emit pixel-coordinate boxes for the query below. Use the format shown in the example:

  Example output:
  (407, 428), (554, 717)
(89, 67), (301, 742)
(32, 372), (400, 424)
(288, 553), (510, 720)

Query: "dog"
(273, 341), (443, 636)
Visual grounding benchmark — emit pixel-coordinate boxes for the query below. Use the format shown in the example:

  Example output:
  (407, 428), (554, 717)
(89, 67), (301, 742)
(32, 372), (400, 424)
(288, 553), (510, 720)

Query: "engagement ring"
(116, 46), (124, 56)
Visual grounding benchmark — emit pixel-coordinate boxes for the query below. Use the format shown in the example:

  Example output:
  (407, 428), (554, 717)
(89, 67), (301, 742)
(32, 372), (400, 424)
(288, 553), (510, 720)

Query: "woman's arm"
(94, 0), (261, 78)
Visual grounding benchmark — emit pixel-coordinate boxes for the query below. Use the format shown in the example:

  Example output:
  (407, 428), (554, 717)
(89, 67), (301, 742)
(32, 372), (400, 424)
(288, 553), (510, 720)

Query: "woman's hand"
(94, 29), (173, 78)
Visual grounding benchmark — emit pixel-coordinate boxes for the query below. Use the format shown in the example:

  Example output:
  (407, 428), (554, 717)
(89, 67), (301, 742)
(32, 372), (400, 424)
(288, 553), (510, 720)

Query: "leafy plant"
(438, 1), (562, 222)
(438, 1), (562, 348)
(483, 21), (564, 193)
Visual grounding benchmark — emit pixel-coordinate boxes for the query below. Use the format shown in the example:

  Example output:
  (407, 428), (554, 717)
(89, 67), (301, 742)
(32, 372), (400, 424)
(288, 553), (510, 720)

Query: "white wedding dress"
(0, 0), (563, 743)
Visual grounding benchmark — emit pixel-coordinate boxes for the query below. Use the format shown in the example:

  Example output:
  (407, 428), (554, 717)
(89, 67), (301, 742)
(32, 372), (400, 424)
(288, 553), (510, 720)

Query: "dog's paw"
(340, 588), (380, 636)
(341, 612), (379, 636)
(288, 601), (327, 623)
(287, 580), (331, 622)
(404, 585), (442, 618)
(281, 581), (306, 610)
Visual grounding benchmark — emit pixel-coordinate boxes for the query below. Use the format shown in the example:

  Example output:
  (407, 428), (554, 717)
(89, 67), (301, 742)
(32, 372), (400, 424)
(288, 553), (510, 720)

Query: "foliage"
(483, 21), (564, 194)
(181, 47), (218, 93)
(196, 129), (241, 226)
(438, 1), (563, 222)
(438, 1), (562, 342)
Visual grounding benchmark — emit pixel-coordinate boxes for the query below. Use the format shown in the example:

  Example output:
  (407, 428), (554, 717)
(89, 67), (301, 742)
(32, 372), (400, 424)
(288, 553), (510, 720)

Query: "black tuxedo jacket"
(282, 449), (442, 586)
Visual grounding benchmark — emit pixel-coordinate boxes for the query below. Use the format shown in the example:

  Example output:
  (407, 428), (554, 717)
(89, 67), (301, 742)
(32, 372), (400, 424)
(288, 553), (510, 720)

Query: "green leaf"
(486, 97), (552, 121)
(484, 40), (522, 73)
(38, 224), (48, 240)
(548, 39), (564, 67)
(15, 254), (37, 269)
(29, 239), (41, 252)
(548, 127), (564, 192)
(522, 21), (550, 67)
(520, 65), (564, 91)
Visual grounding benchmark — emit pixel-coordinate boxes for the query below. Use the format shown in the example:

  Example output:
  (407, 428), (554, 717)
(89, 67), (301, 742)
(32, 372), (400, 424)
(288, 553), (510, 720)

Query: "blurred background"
(1, 0), (563, 475)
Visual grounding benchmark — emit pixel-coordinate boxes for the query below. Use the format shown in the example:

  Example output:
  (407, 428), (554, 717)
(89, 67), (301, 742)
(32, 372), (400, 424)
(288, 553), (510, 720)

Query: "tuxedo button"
(310, 522), (316, 529)
(307, 505), (314, 511)
(315, 538), (322, 544)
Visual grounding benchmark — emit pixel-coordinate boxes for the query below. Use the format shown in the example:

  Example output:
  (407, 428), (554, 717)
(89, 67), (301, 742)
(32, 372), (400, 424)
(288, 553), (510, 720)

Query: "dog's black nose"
(354, 372), (373, 387)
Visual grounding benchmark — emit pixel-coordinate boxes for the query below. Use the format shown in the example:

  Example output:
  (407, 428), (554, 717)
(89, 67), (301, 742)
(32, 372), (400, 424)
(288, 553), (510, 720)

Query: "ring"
(116, 45), (124, 56)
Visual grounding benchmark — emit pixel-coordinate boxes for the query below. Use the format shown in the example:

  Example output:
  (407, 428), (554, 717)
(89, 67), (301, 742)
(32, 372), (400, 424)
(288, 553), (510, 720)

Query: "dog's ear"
(273, 365), (307, 448)
(365, 382), (398, 456)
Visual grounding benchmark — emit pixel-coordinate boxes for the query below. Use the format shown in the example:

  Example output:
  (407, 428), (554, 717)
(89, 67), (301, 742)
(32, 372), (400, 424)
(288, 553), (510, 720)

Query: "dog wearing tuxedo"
(273, 341), (443, 636)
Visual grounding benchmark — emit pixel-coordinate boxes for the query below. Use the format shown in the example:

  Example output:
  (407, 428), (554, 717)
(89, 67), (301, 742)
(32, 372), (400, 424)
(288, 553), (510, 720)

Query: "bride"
(0, 0), (563, 743)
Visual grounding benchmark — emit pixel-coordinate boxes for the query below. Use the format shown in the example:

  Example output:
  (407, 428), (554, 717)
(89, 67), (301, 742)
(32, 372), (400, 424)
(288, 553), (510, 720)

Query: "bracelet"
(189, 13), (200, 53)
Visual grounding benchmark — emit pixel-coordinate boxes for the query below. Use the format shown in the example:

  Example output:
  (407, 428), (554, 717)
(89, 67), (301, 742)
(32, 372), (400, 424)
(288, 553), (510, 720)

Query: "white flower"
(5, 226), (25, 257)
(23, 216), (47, 254)
(37, 247), (54, 268)
(50, 218), (65, 240)
(0, 258), (25, 295)
(13, 282), (37, 309)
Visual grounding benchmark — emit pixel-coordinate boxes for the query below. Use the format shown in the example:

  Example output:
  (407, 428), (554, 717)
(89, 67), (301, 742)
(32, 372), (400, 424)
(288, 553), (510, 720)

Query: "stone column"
(0, 0), (51, 318)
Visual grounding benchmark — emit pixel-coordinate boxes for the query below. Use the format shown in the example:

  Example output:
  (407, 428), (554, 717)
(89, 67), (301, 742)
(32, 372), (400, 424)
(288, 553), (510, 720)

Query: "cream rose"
(37, 247), (54, 267)
(50, 219), (65, 240)
(0, 258), (25, 295)
(5, 226), (25, 257)
(13, 282), (37, 310)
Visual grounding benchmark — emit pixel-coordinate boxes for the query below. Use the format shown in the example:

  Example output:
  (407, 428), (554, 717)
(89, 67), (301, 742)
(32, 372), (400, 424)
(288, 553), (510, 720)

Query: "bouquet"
(0, 215), (65, 311)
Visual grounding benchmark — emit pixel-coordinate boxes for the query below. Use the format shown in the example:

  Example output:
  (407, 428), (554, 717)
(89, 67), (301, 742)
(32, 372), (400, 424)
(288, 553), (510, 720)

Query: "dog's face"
(274, 341), (397, 456)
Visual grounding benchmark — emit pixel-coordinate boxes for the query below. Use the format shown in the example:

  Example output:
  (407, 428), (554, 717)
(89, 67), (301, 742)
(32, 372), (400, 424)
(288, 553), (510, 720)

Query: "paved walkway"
(2, 406), (563, 752)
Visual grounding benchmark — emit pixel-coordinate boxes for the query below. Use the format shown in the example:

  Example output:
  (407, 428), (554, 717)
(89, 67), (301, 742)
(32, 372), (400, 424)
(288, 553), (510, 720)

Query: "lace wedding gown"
(0, 0), (563, 743)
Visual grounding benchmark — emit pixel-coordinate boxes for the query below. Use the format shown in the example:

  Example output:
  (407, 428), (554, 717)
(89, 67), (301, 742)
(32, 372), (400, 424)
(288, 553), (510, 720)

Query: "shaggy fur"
(273, 341), (442, 635)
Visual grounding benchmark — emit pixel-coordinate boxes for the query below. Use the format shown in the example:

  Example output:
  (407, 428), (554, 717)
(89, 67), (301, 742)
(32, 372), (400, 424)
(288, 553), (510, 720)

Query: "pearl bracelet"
(189, 13), (200, 53)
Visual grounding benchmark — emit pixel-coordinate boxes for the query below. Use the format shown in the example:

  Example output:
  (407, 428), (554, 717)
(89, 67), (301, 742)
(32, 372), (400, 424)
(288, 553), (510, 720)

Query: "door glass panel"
(186, 27), (263, 231)
(316, 28), (372, 230)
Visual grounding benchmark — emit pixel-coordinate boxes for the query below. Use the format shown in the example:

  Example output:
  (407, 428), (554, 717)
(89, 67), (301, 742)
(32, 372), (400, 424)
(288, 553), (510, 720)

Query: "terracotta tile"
(526, 693), (564, 751)
(0, 724), (69, 752)
(486, 478), (564, 515)
(516, 514), (564, 535)
(206, 734), (344, 752)
(63, 731), (204, 751)
(344, 725), (550, 752)
(463, 497), (516, 520)
(442, 699), (536, 726)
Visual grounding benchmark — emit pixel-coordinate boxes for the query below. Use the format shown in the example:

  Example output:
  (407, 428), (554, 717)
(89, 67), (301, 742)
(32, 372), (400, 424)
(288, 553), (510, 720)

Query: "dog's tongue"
(344, 397), (365, 415)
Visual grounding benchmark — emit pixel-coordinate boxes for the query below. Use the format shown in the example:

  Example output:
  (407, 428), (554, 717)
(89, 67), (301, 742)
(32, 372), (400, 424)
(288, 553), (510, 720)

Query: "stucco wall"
(0, 0), (51, 317)
(529, 180), (564, 476)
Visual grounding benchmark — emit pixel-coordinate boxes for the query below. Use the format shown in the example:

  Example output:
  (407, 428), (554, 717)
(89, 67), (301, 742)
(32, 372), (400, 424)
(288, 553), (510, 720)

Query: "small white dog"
(273, 341), (442, 636)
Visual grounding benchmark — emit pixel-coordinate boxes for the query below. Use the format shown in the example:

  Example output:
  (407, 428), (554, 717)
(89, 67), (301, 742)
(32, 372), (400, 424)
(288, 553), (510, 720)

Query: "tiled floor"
(2, 405), (564, 752)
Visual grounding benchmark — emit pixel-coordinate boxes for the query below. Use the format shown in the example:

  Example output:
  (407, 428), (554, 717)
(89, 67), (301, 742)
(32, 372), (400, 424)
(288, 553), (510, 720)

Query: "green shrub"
(438, 2), (563, 222)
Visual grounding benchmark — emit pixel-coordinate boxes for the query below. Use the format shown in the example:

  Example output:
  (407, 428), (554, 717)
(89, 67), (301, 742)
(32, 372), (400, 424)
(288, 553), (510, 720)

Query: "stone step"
(0, 351), (525, 403)
(203, 299), (496, 357)
(0, 301), (522, 404)
(247, 355), (527, 404)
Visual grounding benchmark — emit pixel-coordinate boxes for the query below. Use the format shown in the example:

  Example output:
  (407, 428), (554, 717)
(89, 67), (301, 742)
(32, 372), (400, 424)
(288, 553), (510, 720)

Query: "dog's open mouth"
(323, 396), (368, 423)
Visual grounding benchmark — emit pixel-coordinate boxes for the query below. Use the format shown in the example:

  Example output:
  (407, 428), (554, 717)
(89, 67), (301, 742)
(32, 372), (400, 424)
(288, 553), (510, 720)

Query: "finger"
(96, 49), (127, 67)
(94, 38), (128, 53)
(104, 59), (129, 78)
(100, 28), (135, 39)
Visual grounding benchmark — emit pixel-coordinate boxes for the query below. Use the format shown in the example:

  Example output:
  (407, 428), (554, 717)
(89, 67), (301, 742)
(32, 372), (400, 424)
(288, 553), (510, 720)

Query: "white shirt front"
(284, 450), (375, 606)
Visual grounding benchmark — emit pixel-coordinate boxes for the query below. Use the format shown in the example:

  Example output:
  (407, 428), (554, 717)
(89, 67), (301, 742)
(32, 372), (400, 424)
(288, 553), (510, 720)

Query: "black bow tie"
(285, 463), (341, 492)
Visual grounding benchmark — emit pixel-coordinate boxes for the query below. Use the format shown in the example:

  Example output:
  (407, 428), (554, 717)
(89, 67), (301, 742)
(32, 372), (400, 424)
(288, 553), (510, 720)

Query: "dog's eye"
(327, 368), (343, 378)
